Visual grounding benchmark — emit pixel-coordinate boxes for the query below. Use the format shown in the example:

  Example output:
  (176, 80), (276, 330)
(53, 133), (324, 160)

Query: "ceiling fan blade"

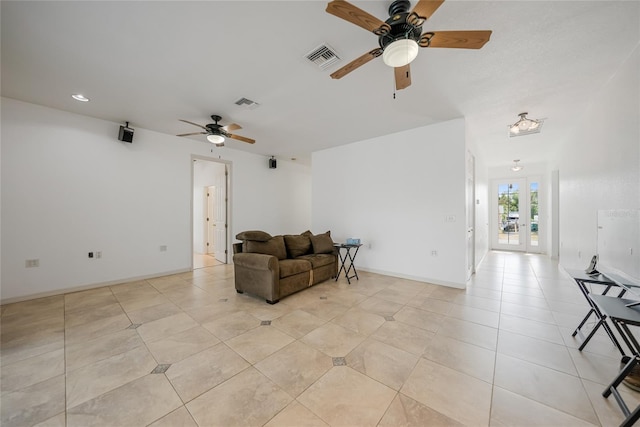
(326, 0), (388, 34)
(223, 123), (242, 132)
(227, 134), (255, 144)
(176, 131), (207, 137)
(179, 119), (208, 130)
(422, 30), (492, 49)
(330, 48), (382, 80)
(411, 0), (444, 20)
(394, 64), (411, 90)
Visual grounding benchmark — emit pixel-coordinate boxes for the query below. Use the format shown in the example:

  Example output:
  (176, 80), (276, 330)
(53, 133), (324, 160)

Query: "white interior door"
(466, 152), (475, 279)
(206, 186), (216, 255)
(213, 166), (227, 263)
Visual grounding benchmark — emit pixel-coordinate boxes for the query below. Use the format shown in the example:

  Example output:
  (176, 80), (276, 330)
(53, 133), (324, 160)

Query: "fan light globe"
(382, 39), (419, 67)
(207, 134), (225, 145)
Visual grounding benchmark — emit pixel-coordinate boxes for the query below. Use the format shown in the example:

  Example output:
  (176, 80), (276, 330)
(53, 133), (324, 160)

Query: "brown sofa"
(233, 230), (338, 304)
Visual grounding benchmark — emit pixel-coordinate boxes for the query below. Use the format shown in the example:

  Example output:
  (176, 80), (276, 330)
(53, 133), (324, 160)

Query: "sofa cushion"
(284, 234), (312, 258)
(297, 253), (335, 269)
(279, 258), (312, 278)
(245, 235), (287, 260)
(236, 230), (272, 242)
(310, 231), (334, 254)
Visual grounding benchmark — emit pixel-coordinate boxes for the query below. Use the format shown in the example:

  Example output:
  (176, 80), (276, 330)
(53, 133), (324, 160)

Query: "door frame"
(191, 155), (232, 268)
(490, 176), (544, 253)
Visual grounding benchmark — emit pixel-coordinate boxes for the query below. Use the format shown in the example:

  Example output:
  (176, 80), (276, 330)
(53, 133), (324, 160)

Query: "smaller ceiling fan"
(177, 115), (255, 146)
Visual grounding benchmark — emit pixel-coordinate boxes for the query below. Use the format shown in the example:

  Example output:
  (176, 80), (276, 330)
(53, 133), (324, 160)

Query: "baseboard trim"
(0, 268), (192, 305)
(356, 267), (465, 289)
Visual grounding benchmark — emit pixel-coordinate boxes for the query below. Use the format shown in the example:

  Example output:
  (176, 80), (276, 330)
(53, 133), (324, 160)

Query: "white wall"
(0, 98), (311, 302)
(312, 119), (468, 288)
(552, 45), (639, 272)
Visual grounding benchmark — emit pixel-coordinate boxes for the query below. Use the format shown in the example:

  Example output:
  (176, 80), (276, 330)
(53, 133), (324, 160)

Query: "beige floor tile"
(298, 366), (396, 426)
(374, 288), (416, 305)
(1, 296), (64, 317)
(65, 328), (143, 372)
(301, 299), (350, 321)
(135, 312), (198, 343)
(490, 386), (597, 426)
(301, 322), (365, 357)
(1, 304), (63, 331)
(226, 325), (295, 364)
(117, 293), (172, 313)
(429, 286), (464, 302)
(1, 348), (65, 392)
(0, 329), (64, 367)
(500, 301), (555, 325)
(166, 343), (250, 402)
(378, 393), (464, 427)
(332, 307), (386, 336)
(370, 321), (434, 356)
(582, 378), (640, 427)
(346, 338), (419, 390)
(401, 358), (492, 426)
(330, 289), (369, 306)
(64, 302), (126, 328)
(66, 374), (182, 426)
(148, 406), (197, 427)
(64, 313), (132, 344)
(201, 310), (261, 340)
(436, 316), (498, 350)
(146, 325), (220, 364)
(186, 367), (292, 426)
(126, 301), (184, 325)
(447, 303), (500, 328)
(64, 288), (117, 313)
(33, 412), (66, 427)
(255, 341), (333, 397)
(66, 345), (157, 409)
(567, 347), (622, 386)
(0, 375), (65, 427)
(2, 315), (65, 344)
(394, 306), (444, 333)
(264, 400), (329, 427)
(453, 293), (502, 312)
(423, 334), (496, 383)
(498, 330), (577, 375)
(499, 313), (564, 345)
(406, 296), (454, 315)
(494, 353), (599, 424)
(245, 301), (295, 321)
(271, 309), (326, 339)
(357, 296), (404, 317)
(502, 291), (549, 310)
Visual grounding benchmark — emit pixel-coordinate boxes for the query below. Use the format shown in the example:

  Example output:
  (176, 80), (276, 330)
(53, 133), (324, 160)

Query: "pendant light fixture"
(511, 160), (523, 172)
(508, 112), (544, 137)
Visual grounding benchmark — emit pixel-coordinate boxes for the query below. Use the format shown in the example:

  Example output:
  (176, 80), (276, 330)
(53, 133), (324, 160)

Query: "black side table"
(334, 243), (362, 284)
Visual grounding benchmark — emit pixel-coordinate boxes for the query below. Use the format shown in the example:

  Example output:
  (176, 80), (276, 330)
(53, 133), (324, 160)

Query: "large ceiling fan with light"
(177, 115), (255, 146)
(326, 0), (492, 90)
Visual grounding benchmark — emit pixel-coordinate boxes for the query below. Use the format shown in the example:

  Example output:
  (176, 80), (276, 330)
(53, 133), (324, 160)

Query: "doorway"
(491, 176), (542, 253)
(192, 158), (229, 269)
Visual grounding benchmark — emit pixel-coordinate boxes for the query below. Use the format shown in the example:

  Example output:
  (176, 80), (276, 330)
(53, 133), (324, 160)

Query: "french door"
(492, 177), (542, 253)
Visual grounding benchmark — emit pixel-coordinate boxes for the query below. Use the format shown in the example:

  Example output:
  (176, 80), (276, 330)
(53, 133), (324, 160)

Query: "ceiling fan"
(326, 0), (492, 90)
(177, 115), (255, 146)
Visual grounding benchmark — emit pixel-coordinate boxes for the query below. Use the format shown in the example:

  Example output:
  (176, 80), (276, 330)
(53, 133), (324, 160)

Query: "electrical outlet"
(88, 252), (94, 258)
(25, 259), (39, 268)
(431, 250), (438, 256)
(160, 245), (167, 252)
(95, 251), (102, 259)
(445, 215), (456, 222)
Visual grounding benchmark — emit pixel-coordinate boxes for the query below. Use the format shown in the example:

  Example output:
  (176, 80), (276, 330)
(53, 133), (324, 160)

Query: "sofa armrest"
(233, 253), (280, 303)
(233, 252), (278, 271)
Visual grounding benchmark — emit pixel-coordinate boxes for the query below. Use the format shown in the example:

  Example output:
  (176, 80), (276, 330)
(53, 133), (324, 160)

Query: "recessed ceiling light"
(71, 94), (90, 102)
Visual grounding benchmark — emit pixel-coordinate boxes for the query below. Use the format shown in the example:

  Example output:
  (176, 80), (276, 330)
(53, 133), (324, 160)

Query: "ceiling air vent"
(304, 44), (341, 70)
(234, 97), (260, 110)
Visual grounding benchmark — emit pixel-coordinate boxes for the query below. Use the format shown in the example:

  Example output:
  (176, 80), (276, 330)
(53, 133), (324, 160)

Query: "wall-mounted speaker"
(269, 156), (277, 169)
(118, 122), (134, 143)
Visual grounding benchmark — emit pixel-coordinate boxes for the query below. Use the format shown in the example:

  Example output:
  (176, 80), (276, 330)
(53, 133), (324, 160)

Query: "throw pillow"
(236, 230), (272, 242)
(245, 235), (287, 260)
(310, 231), (334, 254)
(284, 234), (312, 258)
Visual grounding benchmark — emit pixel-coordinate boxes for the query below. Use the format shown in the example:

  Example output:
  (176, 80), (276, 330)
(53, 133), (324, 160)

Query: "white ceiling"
(2, 1), (638, 167)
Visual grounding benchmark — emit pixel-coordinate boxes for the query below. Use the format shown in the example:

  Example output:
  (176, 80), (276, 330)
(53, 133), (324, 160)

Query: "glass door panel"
(493, 179), (526, 251)
(530, 181), (539, 248)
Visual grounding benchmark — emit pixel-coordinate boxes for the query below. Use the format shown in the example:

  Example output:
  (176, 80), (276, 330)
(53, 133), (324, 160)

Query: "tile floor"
(1, 251), (639, 426)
